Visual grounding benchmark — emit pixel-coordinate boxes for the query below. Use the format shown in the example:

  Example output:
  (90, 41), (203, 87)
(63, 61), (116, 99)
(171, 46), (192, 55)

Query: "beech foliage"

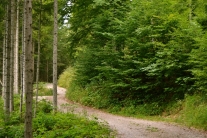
(59, 0), (207, 111)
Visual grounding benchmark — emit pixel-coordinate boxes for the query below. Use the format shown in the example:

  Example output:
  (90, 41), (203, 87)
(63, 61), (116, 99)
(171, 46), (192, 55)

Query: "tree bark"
(20, 0), (25, 118)
(14, 0), (20, 95)
(47, 60), (48, 82)
(53, 0), (58, 112)
(10, 0), (16, 112)
(34, 0), (42, 118)
(24, 0), (33, 137)
(2, 5), (6, 98)
(4, 0), (12, 123)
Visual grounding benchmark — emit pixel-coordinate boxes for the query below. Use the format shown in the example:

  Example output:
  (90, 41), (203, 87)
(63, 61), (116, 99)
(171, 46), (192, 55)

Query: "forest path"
(38, 84), (207, 138)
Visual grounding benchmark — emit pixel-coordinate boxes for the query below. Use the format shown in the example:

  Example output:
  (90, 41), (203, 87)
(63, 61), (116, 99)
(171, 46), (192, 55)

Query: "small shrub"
(6, 125), (24, 138)
(58, 67), (75, 88)
(33, 113), (57, 136)
(33, 112), (114, 138)
(33, 82), (53, 96)
(37, 99), (53, 113)
(81, 96), (94, 106)
(38, 88), (53, 96)
(67, 83), (87, 103)
(0, 96), (24, 138)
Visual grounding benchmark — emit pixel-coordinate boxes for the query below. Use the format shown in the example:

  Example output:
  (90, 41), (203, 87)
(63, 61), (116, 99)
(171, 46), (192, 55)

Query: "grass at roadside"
(108, 95), (207, 131)
(174, 94), (207, 130)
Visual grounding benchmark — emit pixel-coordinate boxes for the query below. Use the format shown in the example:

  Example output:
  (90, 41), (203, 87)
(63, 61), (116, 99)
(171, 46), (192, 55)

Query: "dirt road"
(39, 84), (207, 138)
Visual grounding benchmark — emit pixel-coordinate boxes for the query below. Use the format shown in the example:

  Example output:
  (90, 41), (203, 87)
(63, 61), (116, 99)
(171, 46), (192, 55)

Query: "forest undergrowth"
(0, 86), (113, 138)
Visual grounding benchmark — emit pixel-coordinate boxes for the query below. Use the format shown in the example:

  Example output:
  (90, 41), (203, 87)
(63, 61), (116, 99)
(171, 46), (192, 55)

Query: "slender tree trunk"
(14, 0), (20, 94)
(24, 0), (33, 137)
(47, 60), (48, 82)
(2, 6), (7, 98)
(34, 0), (42, 118)
(4, 0), (12, 123)
(53, 0), (58, 112)
(20, 0), (24, 117)
(32, 39), (35, 79)
(10, 0), (16, 112)
(20, 52), (23, 118)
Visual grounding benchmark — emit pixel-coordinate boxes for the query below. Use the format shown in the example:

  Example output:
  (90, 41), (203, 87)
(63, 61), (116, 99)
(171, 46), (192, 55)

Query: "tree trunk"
(14, 0), (20, 95)
(2, 5), (6, 98)
(24, 0), (33, 137)
(47, 60), (48, 82)
(10, 0), (16, 112)
(34, 0), (42, 118)
(4, 0), (12, 123)
(20, 0), (25, 118)
(53, 0), (58, 112)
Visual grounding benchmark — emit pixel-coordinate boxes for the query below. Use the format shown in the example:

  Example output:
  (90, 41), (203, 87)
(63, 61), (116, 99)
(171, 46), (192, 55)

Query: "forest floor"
(38, 84), (207, 138)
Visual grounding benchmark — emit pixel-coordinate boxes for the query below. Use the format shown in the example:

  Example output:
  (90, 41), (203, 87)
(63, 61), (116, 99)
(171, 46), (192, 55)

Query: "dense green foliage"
(58, 0), (207, 115)
(0, 95), (113, 138)
(33, 112), (112, 138)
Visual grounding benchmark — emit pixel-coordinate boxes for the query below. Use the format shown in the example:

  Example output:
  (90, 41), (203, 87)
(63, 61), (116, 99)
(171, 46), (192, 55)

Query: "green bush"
(33, 82), (53, 96)
(0, 94), (113, 138)
(58, 68), (107, 108)
(66, 83), (88, 103)
(0, 125), (24, 138)
(58, 67), (168, 115)
(58, 67), (75, 89)
(37, 99), (53, 113)
(58, 67), (87, 103)
(33, 112), (113, 138)
(0, 96), (24, 138)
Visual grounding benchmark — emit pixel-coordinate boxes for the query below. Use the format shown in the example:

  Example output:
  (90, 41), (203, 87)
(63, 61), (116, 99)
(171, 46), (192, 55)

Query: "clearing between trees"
(39, 84), (207, 138)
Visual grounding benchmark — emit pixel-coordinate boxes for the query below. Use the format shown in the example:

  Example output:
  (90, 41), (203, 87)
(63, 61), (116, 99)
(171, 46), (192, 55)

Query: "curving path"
(38, 84), (207, 138)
